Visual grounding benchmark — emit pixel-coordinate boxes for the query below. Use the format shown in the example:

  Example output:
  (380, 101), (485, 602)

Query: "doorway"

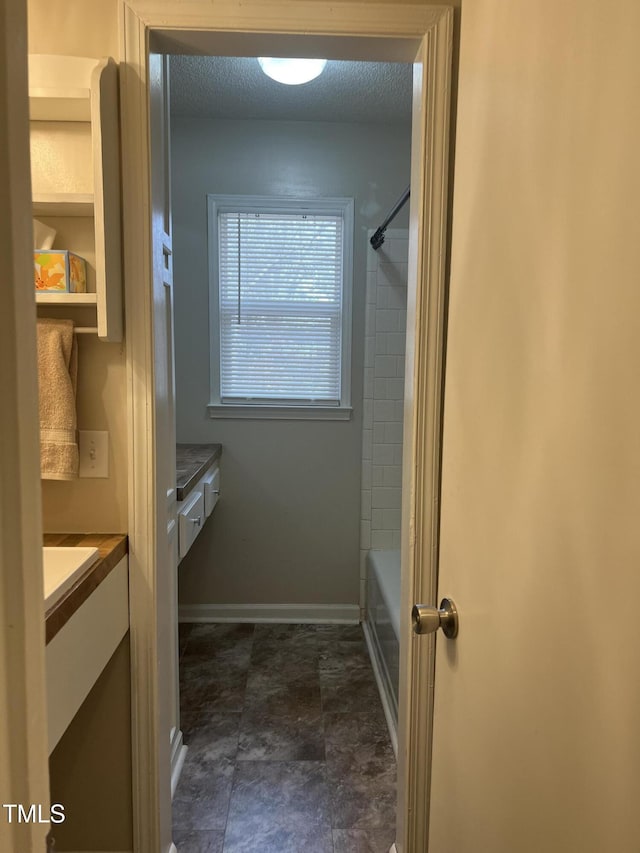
(168, 54), (412, 851)
(120, 5), (453, 852)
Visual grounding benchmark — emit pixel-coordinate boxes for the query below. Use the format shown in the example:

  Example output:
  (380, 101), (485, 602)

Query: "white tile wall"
(360, 229), (408, 612)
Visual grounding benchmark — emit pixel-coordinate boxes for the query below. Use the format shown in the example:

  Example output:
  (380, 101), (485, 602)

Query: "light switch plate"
(78, 430), (109, 478)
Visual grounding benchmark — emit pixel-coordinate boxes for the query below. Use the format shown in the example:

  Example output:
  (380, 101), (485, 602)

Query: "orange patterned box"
(34, 251), (87, 293)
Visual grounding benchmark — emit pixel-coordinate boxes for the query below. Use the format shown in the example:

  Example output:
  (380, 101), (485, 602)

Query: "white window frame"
(207, 194), (354, 420)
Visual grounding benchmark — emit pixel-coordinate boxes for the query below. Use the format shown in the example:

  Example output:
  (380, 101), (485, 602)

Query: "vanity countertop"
(176, 443), (222, 501)
(43, 533), (128, 644)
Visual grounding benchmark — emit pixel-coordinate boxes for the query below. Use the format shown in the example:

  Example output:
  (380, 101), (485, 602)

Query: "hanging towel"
(37, 318), (79, 480)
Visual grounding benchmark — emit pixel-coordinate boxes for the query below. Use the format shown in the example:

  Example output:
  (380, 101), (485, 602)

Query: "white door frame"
(0, 0), (51, 851)
(119, 3), (452, 851)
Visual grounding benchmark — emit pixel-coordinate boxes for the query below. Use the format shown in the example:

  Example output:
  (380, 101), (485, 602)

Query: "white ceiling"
(169, 56), (413, 125)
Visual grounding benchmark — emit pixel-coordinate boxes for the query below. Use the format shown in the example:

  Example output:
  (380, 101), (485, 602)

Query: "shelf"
(36, 292), (97, 306)
(28, 56), (96, 122)
(29, 55), (122, 342)
(33, 194), (94, 217)
(29, 88), (91, 122)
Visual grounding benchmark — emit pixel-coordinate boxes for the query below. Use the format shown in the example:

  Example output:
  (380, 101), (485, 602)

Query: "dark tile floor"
(173, 623), (396, 853)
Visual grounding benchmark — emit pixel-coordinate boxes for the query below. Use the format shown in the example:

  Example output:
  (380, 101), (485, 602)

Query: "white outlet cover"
(78, 430), (109, 478)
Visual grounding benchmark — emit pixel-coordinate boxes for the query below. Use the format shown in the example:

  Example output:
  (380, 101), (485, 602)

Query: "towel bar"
(74, 327), (98, 335)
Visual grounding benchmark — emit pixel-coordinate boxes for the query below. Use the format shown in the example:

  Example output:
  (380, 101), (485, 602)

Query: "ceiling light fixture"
(257, 57), (327, 85)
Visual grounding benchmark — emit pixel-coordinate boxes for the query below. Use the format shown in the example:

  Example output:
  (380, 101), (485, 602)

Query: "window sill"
(207, 403), (353, 421)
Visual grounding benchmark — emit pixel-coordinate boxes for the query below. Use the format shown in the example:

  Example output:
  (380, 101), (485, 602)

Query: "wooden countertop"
(176, 443), (222, 501)
(43, 533), (128, 644)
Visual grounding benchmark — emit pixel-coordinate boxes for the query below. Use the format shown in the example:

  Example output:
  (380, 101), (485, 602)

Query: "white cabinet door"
(178, 490), (205, 560)
(203, 466), (220, 517)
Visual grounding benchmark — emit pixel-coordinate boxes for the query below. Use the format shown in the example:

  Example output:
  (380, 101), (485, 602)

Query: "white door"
(149, 52), (184, 796)
(427, 2), (640, 850)
(149, 51), (182, 848)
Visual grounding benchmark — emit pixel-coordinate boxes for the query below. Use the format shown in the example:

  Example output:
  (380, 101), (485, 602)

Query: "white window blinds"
(217, 210), (345, 404)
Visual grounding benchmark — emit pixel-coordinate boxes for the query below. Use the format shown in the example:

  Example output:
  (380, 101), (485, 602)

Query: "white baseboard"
(178, 602), (360, 624)
(363, 620), (398, 759)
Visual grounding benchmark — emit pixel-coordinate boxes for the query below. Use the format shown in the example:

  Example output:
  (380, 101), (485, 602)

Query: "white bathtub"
(363, 549), (400, 754)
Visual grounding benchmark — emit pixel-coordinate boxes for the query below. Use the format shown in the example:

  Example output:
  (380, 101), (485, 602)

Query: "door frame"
(119, 3), (452, 851)
(0, 0), (51, 851)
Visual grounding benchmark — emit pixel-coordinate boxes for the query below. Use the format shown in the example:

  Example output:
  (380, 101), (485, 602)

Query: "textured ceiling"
(169, 56), (412, 124)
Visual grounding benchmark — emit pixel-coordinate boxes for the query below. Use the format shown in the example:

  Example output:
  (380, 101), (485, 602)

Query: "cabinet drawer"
(178, 489), (204, 560)
(203, 466), (221, 517)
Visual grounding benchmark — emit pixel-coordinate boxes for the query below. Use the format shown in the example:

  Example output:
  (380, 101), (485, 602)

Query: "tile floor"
(173, 623), (396, 853)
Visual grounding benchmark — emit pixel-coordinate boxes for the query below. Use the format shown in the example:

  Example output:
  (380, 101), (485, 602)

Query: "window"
(207, 195), (353, 419)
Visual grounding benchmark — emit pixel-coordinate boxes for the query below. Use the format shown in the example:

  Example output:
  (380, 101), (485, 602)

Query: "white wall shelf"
(35, 292), (98, 306)
(29, 88), (91, 121)
(32, 194), (95, 217)
(29, 55), (122, 341)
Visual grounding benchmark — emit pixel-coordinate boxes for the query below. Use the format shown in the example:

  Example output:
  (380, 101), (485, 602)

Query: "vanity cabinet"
(170, 443), (222, 796)
(29, 54), (122, 340)
(175, 444), (223, 563)
(46, 555), (128, 753)
(178, 489), (205, 560)
(177, 462), (221, 561)
(44, 534), (131, 852)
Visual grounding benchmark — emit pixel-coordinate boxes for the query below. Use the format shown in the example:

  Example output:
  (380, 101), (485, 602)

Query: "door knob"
(412, 598), (458, 638)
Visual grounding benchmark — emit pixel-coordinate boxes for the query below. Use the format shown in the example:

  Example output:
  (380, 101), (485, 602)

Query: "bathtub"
(363, 549), (400, 754)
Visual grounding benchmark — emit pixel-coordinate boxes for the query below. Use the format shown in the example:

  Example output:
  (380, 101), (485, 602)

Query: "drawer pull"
(190, 516), (202, 527)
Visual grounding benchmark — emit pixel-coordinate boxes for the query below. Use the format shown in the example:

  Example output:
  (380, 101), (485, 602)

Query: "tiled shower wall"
(360, 229), (409, 611)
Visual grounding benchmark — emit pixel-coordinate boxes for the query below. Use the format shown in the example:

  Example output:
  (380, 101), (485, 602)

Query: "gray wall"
(171, 117), (410, 607)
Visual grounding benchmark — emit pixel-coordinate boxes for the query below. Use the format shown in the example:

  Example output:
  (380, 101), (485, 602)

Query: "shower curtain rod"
(370, 184), (410, 250)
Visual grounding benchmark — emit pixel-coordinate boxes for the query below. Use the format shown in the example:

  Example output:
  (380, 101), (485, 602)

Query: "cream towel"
(37, 318), (79, 480)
